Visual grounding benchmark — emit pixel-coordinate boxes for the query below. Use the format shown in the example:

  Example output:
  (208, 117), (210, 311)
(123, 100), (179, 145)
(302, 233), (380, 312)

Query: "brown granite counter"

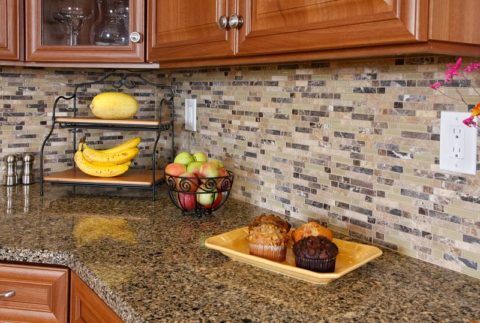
(0, 185), (479, 322)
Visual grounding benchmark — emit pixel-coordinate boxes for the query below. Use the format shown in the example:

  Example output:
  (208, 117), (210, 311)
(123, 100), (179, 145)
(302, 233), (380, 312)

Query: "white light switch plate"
(440, 111), (477, 175)
(185, 99), (197, 131)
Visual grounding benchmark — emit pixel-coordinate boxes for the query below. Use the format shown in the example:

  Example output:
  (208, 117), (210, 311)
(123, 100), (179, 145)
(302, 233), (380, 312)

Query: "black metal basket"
(165, 170), (234, 217)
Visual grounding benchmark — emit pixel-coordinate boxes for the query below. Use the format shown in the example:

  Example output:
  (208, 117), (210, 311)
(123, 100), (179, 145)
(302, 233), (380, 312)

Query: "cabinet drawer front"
(0, 264), (68, 323)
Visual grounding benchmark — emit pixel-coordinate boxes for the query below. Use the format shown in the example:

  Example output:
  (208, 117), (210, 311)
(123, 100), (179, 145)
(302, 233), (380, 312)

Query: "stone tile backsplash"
(0, 56), (479, 279)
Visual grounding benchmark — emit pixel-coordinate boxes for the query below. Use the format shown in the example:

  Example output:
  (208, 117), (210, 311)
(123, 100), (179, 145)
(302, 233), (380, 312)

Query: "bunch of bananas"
(74, 137), (141, 177)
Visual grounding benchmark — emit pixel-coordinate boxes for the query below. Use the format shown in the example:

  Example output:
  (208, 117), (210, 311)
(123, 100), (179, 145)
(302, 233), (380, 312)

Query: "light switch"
(440, 111), (477, 175)
(185, 99), (197, 131)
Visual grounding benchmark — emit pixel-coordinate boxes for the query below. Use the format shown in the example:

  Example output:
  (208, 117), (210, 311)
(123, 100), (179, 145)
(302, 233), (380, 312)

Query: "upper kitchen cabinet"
(25, 0), (145, 63)
(153, 0), (480, 68)
(147, 0), (235, 62)
(237, 0), (427, 56)
(0, 0), (21, 61)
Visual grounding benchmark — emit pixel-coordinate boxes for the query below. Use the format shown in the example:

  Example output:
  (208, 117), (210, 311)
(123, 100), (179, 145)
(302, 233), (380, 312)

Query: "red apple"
(178, 193), (196, 211)
(165, 163), (186, 176)
(216, 167), (230, 190)
(165, 163), (187, 190)
(178, 172), (199, 192)
(211, 193), (222, 209)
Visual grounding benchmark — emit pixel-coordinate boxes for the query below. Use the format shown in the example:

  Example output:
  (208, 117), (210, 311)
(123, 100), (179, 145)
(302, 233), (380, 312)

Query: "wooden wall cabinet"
(149, 0), (480, 68)
(25, 0), (145, 63)
(70, 272), (122, 323)
(147, 0), (236, 62)
(0, 0), (21, 61)
(236, 0), (427, 56)
(0, 263), (68, 323)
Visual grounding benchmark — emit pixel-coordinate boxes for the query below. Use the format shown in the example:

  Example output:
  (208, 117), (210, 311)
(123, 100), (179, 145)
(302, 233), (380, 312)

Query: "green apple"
(199, 162), (219, 178)
(174, 151), (194, 165)
(193, 152), (208, 162)
(186, 161), (204, 175)
(196, 185), (222, 208)
(209, 159), (224, 168)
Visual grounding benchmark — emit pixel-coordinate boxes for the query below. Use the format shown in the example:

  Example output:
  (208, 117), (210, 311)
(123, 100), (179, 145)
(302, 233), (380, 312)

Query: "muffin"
(293, 236), (339, 272)
(292, 221), (333, 242)
(249, 214), (291, 233)
(248, 214), (291, 262)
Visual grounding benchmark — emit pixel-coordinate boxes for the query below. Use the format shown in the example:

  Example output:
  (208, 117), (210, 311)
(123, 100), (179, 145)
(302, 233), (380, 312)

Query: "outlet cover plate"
(185, 98), (197, 131)
(440, 111), (477, 175)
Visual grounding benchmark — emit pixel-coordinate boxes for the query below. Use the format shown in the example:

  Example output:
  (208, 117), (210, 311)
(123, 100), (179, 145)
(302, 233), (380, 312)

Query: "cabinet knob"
(218, 16), (228, 30)
(0, 290), (15, 299)
(129, 32), (142, 43)
(228, 15), (244, 29)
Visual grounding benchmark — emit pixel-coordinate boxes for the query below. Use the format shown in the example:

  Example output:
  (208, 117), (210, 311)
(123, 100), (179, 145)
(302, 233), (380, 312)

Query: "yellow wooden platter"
(205, 227), (382, 284)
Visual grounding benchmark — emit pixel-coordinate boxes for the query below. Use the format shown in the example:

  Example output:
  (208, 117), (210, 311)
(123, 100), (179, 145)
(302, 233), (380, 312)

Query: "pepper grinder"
(22, 154), (34, 185)
(3, 155), (18, 186)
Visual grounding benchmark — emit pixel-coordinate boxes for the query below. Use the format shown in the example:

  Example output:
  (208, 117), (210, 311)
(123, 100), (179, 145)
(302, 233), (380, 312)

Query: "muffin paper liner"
(294, 256), (336, 273)
(249, 243), (286, 262)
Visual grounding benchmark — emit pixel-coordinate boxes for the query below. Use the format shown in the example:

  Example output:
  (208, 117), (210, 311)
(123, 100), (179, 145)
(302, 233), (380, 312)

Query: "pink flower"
(431, 81), (443, 90)
(444, 57), (463, 83)
(464, 62), (480, 73)
(462, 116), (477, 127)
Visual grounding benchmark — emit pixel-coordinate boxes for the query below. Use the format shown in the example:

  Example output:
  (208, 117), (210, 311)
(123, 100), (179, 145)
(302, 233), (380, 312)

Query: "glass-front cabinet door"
(26, 0), (145, 63)
(0, 0), (20, 61)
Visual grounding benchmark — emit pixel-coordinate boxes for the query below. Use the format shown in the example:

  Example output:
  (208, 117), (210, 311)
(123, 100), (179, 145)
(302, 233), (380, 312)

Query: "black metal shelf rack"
(40, 71), (175, 200)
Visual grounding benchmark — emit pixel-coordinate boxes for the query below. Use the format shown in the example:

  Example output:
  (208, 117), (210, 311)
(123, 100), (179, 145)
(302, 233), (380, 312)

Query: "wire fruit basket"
(165, 171), (234, 217)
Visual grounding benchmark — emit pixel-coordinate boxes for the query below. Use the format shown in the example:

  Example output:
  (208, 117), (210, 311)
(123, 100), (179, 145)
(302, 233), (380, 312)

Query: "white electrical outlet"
(440, 111), (477, 175)
(185, 98), (197, 131)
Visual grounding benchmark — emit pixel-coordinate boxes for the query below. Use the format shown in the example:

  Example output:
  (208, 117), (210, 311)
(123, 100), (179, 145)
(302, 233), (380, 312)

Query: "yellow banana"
(74, 151), (130, 178)
(82, 146), (139, 165)
(85, 137), (141, 155)
(91, 160), (132, 167)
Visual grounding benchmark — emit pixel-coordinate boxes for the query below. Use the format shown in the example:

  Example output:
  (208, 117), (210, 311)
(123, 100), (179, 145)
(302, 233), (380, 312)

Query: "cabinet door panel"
(429, 0), (480, 45)
(147, 0), (235, 62)
(70, 272), (122, 323)
(0, 263), (68, 323)
(238, 0), (428, 56)
(25, 0), (145, 63)
(0, 0), (20, 61)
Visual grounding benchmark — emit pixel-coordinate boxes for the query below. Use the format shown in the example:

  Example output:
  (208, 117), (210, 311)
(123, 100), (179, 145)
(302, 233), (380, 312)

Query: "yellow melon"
(89, 92), (139, 119)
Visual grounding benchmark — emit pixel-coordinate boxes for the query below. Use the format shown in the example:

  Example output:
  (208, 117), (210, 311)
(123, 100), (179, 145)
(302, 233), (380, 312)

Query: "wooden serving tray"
(205, 227), (382, 284)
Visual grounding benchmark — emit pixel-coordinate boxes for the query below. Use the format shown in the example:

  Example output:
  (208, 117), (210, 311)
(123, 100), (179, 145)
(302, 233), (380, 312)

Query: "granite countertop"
(0, 185), (479, 322)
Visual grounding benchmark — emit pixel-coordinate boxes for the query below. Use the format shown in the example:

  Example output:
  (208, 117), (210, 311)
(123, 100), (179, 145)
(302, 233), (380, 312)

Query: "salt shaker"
(22, 154), (34, 185)
(3, 155), (18, 186)
(16, 155), (24, 185)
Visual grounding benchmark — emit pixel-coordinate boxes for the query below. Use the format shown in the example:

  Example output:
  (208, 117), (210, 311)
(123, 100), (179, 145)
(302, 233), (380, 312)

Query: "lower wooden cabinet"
(70, 272), (122, 323)
(0, 263), (68, 323)
(0, 263), (123, 323)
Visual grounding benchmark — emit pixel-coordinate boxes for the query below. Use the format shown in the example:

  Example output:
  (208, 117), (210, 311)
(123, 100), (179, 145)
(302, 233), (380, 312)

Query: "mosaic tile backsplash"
(1, 56), (479, 279)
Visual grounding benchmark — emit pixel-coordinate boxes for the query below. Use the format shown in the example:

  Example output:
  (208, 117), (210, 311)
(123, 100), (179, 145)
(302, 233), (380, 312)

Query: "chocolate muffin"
(293, 236), (339, 272)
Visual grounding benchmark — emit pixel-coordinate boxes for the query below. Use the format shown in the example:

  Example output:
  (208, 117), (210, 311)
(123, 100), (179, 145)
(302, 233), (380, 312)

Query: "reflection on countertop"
(0, 185), (479, 322)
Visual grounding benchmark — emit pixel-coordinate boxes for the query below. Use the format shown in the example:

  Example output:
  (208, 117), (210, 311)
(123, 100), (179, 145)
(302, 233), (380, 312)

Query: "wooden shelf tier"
(44, 169), (164, 187)
(55, 117), (171, 131)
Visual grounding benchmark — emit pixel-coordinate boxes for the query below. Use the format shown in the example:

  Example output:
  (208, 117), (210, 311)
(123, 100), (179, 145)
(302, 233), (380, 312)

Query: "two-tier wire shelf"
(40, 71), (175, 200)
